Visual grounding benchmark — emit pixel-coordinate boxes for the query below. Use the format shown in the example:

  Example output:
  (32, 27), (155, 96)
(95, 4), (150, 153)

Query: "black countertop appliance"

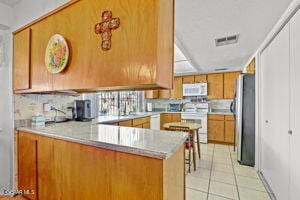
(75, 100), (92, 122)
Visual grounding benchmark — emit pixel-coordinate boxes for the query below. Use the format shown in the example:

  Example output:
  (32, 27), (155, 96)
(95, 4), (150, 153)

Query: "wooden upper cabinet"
(170, 77), (183, 99)
(145, 90), (159, 99)
(13, 0), (174, 93)
(13, 29), (31, 91)
(158, 90), (170, 99)
(207, 73), (224, 100)
(182, 75), (195, 83)
(223, 71), (241, 99)
(194, 74), (207, 83)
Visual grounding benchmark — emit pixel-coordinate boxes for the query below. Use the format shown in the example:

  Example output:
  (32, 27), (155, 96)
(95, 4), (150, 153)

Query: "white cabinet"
(290, 10), (300, 200)
(260, 9), (300, 200)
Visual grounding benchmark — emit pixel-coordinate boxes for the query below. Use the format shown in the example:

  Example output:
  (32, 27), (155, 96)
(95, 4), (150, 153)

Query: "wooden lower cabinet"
(118, 120), (133, 127)
(208, 119), (225, 142)
(18, 133), (38, 200)
(18, 132), (185, 200)
(160, 113), (181, 130)
(208, 114), (235, 145)
(118, 117), (151, 129)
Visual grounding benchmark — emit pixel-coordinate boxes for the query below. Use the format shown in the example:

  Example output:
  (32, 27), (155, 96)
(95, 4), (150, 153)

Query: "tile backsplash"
(145, 98), (233, 111)
(14, 94), (82, 120)
(209, 99), (233, 110)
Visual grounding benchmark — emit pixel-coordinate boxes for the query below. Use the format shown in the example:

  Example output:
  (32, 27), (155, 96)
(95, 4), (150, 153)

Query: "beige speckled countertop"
(17, 121), (188, 160)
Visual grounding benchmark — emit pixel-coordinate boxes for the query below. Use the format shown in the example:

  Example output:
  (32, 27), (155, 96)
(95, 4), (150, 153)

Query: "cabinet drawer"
(118, 120), (133, 127)
(208, 114), (225, 121)
(133, 117), (150, 126)
(225, 115), (235, 121)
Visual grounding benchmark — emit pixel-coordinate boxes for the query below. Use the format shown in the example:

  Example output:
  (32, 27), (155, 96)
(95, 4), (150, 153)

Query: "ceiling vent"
(215, 34), (239, 46)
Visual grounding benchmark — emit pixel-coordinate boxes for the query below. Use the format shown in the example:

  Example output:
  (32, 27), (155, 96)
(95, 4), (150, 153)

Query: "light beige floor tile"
(214, 144), (230, 149)
(211, 171), (236, 185)
(209, 181), (239, 199)
(213, 158), (232, 165)
(212, 163), (234, 174)
(236, 176), (266, 192)
(186, 188), (207, 200)
(234, 165), (259, 178)
(239, 187), (271, 200)
(189, 168), (211, 180)
(231, 159), (240, 166)
(199, 160), (213, 169)
(186, 175), (210, 192)
(208, 193), (235, 200)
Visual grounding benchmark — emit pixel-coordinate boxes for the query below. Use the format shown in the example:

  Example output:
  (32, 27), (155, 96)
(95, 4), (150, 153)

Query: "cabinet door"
(118, 120), (133, 127)
(208, 120), (224, 142)
(171, 113), (181, 122)
(160, 114), (171, 129)
(13, 29), (31, 91)
(158, 90), (170, 99)
(224, 72), (241, 99)
(142, 122), (150, 129)
(207, 73), (224, 100)
(145, 90), (159, 99)
(225, 120), (235, 144)
(194, 75), (207, 83)
(182, 75), (195, 83)
(18, 132), (38, 200)
(290, 10), (300, 200)
(170, 77), (183, 99)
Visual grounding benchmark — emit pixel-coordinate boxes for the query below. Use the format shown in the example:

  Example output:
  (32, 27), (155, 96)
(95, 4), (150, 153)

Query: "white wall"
(0, 2), (13, 193)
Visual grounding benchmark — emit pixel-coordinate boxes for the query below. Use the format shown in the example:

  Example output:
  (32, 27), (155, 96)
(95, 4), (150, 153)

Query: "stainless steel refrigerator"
(230, 74), (255, 166)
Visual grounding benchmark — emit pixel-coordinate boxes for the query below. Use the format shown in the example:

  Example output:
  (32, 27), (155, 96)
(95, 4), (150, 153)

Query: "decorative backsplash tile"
(14, 94), (82, 120)
(209, 99), (233, 110)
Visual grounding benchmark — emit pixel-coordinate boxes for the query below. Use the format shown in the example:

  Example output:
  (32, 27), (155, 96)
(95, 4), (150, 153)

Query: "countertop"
(17, 121), (188, 160)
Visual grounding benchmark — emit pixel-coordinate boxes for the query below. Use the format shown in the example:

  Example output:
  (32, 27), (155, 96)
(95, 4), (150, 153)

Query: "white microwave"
(183, 83), (207, 96)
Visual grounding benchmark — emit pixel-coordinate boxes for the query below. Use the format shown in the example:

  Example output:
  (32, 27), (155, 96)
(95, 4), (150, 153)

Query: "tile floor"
(186, 143), (271, 200)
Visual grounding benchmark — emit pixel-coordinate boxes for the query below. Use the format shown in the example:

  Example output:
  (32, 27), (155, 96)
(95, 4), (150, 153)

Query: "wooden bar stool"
(181, 119), (201, 159)
(165, 125), (196, 173)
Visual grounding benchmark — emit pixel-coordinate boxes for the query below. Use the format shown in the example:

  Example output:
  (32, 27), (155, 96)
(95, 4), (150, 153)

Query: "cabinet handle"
(288, 130), (293, 135)
(265, 120), (269, 123)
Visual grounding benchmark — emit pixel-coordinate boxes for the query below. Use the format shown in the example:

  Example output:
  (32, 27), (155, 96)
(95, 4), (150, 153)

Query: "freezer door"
(235, 75), (244, 162)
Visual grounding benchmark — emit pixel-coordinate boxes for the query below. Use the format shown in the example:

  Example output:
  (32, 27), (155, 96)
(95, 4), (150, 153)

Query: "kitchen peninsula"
(17, 122), (187, 200)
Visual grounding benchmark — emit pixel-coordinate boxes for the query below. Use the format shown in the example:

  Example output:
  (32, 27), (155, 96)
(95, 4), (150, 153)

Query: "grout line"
(209, 193), (235, 200)
(206, 144), (215, 200)
(230, 146), (241, 200)
(185, 187), (208, 194)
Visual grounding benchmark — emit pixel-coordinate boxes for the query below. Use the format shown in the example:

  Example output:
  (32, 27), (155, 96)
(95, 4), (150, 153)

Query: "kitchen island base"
(18, 131), (185, 200)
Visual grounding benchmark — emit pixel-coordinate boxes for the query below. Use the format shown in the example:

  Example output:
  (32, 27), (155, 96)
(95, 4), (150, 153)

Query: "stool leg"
(192, 144), (196, 171)
(188, 145), (191, 173)
(196, 130), (201, 159)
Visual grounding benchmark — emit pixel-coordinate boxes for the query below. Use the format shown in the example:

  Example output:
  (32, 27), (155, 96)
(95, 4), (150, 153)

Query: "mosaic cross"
(95, 11), (120, 51)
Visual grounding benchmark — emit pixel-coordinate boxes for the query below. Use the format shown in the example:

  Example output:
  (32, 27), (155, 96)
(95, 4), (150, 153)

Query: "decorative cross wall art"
(95, 11), (120, 51)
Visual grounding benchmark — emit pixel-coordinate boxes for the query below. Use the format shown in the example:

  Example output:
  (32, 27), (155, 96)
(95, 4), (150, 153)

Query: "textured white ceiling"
(175, 0), (292, 73)
(0, 0), (21, 7)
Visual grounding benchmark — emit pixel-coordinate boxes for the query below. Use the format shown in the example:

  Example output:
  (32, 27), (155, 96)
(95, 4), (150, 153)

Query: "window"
(98, 91), (144, 116)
